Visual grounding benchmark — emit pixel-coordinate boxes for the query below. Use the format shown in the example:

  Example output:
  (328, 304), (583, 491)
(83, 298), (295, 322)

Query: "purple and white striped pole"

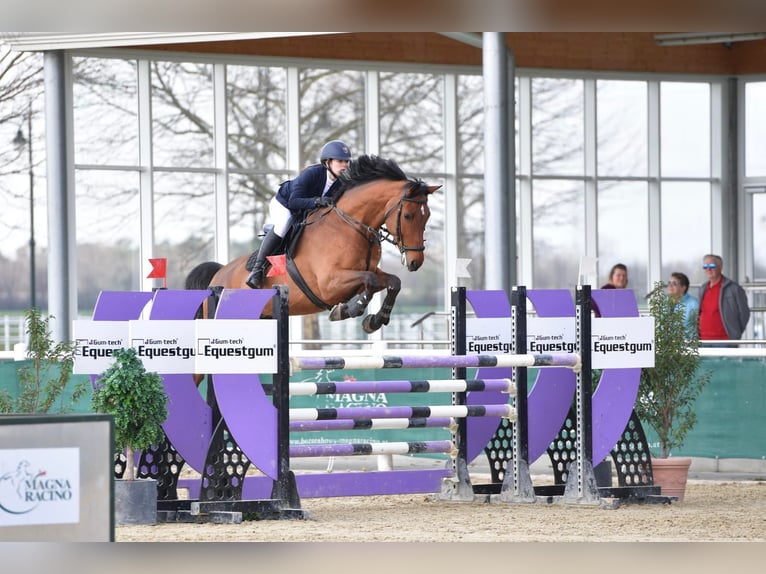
(290, 417), (455, 432)
(288, 378), (516, 396)
(290, 440), (456, 458)
(289, 403), (515, 422)
(290, 353), (580, 373)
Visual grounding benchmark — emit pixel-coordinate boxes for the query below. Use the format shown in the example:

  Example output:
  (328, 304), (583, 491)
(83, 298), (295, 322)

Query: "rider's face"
(328, 159), (349, 175)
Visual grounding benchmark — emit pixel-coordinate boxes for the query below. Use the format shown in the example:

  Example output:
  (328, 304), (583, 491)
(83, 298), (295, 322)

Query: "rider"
(245, 139), (352, 289)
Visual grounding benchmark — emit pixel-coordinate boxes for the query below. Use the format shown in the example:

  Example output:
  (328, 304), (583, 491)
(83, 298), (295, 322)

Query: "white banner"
(465, 317), (513, 354)
(591, 317), (655, 369)
(195, 319), (279, 374)
(523, 316), (655, 368)
(526, 317), (577, 354)
(72, 320), (128, 374)
(129, 320), (196, 374)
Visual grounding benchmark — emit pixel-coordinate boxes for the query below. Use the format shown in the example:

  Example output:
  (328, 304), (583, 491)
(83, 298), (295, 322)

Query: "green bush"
(0, 308), (87, 414)
(91, 347), (168, 480)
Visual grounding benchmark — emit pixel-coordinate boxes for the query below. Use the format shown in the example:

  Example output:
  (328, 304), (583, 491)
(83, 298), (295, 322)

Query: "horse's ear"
(426, 185), (442, 194)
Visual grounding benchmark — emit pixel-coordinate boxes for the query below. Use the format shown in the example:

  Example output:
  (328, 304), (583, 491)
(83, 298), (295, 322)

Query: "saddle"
(244, 220), (305, 273)
(244, 214), (331, 309)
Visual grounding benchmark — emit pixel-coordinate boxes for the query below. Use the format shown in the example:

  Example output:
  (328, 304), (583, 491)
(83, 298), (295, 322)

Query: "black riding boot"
(246, 228), (283, 289)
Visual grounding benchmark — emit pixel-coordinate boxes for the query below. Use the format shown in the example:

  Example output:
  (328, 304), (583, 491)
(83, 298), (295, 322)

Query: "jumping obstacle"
(192, 285), (584, 512)
(491, 284), (667, 507)
(80, 282), (663, 521)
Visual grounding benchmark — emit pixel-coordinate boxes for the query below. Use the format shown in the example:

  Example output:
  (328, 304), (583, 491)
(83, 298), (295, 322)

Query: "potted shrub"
(635, 281), (712, 501)
(91, 347), (168, 524)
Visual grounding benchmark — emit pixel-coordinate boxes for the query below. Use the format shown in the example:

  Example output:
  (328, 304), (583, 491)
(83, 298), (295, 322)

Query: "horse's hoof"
(328, 304), (344, 322)
(362, 315), (380, 334)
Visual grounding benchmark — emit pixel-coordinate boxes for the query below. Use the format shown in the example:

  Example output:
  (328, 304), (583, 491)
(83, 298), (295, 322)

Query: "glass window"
(153, 172), (216, 289)
(597, 80), (648, 177)
(228, 173), (284, 259)
(597, 181), (648, 294)
(299, 68), (365, 164)
(660, 181), (712, 287)
(227, 66), (289, 257)
(753, 193), (766, 339)
(660, 82), (711, 178)
(152, 61), (215, 168)
(395, 178), (446, 312)
(456, 177), (486, 290)
(532, 179), (584, 289)
(532, 78), (584, 176)
(75, 170), (140, 313)
(753, 192), (766, 281)
(745, 82), (766, 177)
(457, 75), (484, 174)
(227, 65), (287, 173)
(379, 72), (444, 173)
(73, 57), (138, 166)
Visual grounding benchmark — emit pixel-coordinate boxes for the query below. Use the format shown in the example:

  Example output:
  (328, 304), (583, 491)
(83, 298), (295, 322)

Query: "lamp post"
(12, 104), (35, 309)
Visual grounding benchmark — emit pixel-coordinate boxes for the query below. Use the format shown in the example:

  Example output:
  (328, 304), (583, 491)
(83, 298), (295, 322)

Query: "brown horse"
(186, 154), (441, 334)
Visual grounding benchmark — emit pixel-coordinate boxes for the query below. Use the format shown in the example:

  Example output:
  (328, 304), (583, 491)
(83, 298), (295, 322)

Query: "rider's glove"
(314, 195), (334, 208)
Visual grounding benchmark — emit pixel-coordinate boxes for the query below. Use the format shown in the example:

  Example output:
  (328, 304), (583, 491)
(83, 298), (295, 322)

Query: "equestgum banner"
(72, 318), (279, 374)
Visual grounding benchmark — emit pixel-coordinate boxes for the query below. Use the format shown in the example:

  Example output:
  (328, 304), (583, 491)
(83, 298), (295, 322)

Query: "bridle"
(309, 180), (428, 269)
(380, 181), (429, 256)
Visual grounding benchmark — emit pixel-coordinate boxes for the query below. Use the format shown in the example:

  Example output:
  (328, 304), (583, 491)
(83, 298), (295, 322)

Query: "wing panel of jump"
(526, 289), (578, 461)
(211, 288), (279, 479)
(465, 290), (515, 462)
(148, 289), (214, 471)
(590, 288), (641, 464)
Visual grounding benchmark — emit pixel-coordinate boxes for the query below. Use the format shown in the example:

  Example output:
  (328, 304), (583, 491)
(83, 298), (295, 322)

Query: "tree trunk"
(125, 446), (136, 480)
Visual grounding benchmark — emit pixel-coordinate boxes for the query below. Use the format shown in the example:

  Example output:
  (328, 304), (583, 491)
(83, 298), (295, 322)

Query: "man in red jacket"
(698, 254), (750, 345)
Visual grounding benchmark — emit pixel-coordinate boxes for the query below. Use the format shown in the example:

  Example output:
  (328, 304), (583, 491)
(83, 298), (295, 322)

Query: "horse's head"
(384, 181), (441, 271)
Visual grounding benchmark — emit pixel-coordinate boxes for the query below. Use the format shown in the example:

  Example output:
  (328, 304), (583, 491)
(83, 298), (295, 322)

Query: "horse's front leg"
(361, 271), (401, 334)
(327, 270), (383, 322)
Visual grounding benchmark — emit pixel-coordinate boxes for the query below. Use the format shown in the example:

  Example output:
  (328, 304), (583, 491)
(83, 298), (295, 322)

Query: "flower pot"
(651, 457), (691, 502)
(114, 478), (157, 525)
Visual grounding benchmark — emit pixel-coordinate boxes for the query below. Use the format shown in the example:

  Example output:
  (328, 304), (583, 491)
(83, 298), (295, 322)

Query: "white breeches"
(269, 196), (292, 237)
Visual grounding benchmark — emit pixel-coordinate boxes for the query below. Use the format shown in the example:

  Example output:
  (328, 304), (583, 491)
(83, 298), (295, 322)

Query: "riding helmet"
(320, 140), (352, 162)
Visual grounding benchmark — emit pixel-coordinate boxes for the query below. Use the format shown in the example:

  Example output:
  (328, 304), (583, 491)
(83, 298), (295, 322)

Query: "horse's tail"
(185, 261), (223, 320)
(184, 261), (223, 290)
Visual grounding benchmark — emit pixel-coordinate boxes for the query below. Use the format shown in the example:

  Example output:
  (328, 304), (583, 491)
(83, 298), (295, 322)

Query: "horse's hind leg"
(362, 274), (401, 334)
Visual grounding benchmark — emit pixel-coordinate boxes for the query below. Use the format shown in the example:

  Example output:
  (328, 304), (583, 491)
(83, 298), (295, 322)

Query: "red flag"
(147, 258), (167, 279)
(266, 254), (287, 278)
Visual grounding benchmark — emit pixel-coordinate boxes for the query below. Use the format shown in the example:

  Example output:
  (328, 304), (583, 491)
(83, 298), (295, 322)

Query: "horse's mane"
(336, 154), (412, 193)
